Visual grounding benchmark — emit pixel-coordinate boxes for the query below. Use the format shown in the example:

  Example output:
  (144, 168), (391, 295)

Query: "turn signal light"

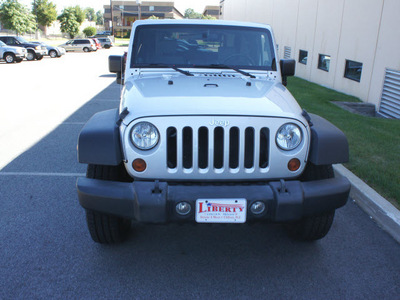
(288, 158), (300, 171)
(132, 159), (147, 172)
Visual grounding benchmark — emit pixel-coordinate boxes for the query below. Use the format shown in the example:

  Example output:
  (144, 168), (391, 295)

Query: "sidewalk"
(334, 164), (400, 244)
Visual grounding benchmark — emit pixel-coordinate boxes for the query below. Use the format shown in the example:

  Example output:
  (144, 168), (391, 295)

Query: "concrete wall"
(220, 0), (400, 109)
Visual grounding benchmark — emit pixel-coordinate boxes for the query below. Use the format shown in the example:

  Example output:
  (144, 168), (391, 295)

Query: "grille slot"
(229, 127), (239, 169)
(214, 127), (224, 169)
(244, 127), (255, 168)
(259, 127), (269, 168)
(166, 127), (177, 168)
(182, 127), (193, 168)
(198, 127), (208, 169)
(166, 125), (269, 172)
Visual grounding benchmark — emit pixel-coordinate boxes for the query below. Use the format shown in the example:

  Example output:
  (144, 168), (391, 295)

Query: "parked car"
(95, 31), (112, 37)
(0, 36), (47, 61)
(0, 40), (26, 63)
(59, 39), (97, 52)
(97, 37), (113, 49)
(90, 38), (102, 50)
(31, 41), (66, 58)
(77, 20), (351, 244)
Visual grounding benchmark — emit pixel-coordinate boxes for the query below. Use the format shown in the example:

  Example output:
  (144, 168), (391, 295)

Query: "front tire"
(286, 164), (336, 241)
(85, 164), (132, 244)
(36, 54), (43, 60)
(26, 50), (36, 61)
(4, 53), (15, 63)
(49, 50), (57, 58)
(83, 47), (89, 52)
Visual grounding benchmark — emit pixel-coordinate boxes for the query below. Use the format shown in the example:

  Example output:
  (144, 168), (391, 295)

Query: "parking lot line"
(0, 172), (85, 177)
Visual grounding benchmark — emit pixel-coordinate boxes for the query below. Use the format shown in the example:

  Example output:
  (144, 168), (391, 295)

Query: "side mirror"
(280, 59), (295, 86)
(109, 54), (125, 84)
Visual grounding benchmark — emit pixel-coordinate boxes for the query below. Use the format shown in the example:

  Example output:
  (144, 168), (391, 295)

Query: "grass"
(114, 38), (130, 47)
(287, 76), (400, 207)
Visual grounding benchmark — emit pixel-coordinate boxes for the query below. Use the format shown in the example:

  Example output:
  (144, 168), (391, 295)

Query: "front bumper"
(35, 49), (47, 56)
(15, 53), (26, 58)
(77, 177), (350, 223)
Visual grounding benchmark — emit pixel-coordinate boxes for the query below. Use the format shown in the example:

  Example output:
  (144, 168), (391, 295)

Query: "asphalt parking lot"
(1, 48), (400, 299)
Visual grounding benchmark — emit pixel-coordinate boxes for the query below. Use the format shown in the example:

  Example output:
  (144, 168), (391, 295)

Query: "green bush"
(83, 26), (96, 37)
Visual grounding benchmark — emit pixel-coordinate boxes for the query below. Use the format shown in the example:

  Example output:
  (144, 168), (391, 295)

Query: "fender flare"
(77, 108), (123, 166)
(308, 114), (349, 165)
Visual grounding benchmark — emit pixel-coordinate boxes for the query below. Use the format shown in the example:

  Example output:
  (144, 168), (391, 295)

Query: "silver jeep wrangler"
(77, 20), (351, 244)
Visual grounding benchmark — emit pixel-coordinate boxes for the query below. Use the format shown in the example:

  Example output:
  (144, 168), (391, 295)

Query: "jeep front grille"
(166, 126), (270, 172)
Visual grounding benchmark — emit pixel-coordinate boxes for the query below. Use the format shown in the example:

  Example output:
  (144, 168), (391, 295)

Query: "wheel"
(223, 53), (255, 65)
(36, 54), (43, 60)
(15, 58), (23, 63)
(4, 53), (15, 63)
(83, 47), (89, 52)
(286, 164), (336, 241)
(104, 44), (110, 49)
(84, 164), (132, 244)
(26, 50), (36, 61)
(49, 50), (57, 58)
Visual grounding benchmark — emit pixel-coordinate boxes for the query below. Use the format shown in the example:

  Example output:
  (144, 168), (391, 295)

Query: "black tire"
(85, 164), (132, 244)
(286, 164), (336, 241)
(83, 47), (89, 52)
(26, 50), (36, 61)
(4, 53), (15, 63)
(36, 54), (43, 60)
(49, 50), (57, 58)
(104, 44), (110, 49)
(16, 58), (23, 63)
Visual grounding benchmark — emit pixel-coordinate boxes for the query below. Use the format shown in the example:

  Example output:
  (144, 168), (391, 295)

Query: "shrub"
(83, 26), (96, 37)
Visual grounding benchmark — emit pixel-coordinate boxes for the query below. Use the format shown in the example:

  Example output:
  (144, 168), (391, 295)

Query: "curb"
(333, 164), (400, 244)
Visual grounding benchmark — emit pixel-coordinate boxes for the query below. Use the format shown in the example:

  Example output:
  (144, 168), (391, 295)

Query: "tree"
(32, 0), (57, 36)
(57, 7), (80, 38)
(0, 0), (36, 35)
(84, 7), (97, 22)
(95, 11), (104, 25)
(73, 5), (85, 24)
(184, 8), (202, 19)
(83, 26), (96, 37)
(148, 15), (159, 20)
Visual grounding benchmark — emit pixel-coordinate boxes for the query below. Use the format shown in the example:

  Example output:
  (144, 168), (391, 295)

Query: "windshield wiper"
(140, 63), (194, 76)
(194, 64), (256, 78)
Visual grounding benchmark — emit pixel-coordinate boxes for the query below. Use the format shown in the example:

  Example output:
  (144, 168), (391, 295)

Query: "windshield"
(131, 24), (276, 71)
(15, 36), (28, 43)
(0, 41), (5, 46)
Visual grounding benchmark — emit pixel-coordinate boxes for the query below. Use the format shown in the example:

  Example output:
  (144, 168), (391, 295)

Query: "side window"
(8, 37), (17, 45)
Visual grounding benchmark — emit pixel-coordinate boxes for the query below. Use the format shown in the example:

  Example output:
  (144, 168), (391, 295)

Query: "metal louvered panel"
(284, 46), (291, 59)
(379, 69), (400, 119)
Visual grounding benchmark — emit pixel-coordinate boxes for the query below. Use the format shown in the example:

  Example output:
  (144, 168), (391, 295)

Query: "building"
(203, 5), (220, 19)
(220, 0), (400, 119)
(104, 1), (183, 38)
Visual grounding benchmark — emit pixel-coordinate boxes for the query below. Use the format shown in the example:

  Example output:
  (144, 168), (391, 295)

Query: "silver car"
(59, 39), (97, 52)
(0, 40), (26, 63)
(97, 37), (114, 49)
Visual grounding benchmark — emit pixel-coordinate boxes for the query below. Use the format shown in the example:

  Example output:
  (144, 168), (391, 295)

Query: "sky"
(19, 0), (220, 14)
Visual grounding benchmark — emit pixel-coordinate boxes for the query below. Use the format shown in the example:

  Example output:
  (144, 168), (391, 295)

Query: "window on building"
(298, 50), (308, 65)
(149, 6), (154, 11)
(318, 54), (331, 72)
(284, 46), (291, 59)
(344, 60), (363, 82)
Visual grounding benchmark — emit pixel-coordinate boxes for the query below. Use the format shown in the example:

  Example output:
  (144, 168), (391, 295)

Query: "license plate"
(195, 198), (247, 223)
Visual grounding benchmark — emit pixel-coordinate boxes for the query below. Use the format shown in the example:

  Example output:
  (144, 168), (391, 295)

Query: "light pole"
(136, 0), (142, 20)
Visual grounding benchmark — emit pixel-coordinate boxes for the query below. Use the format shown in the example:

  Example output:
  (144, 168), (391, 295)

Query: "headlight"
(35, 45), (40, 50)
(276, 123), (302, 150)
(131, 122), (159, 150)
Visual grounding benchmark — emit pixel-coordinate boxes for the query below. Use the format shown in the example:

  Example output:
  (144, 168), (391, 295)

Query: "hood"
(121, 73), (305, 125)
(1, 44), (26, 52)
